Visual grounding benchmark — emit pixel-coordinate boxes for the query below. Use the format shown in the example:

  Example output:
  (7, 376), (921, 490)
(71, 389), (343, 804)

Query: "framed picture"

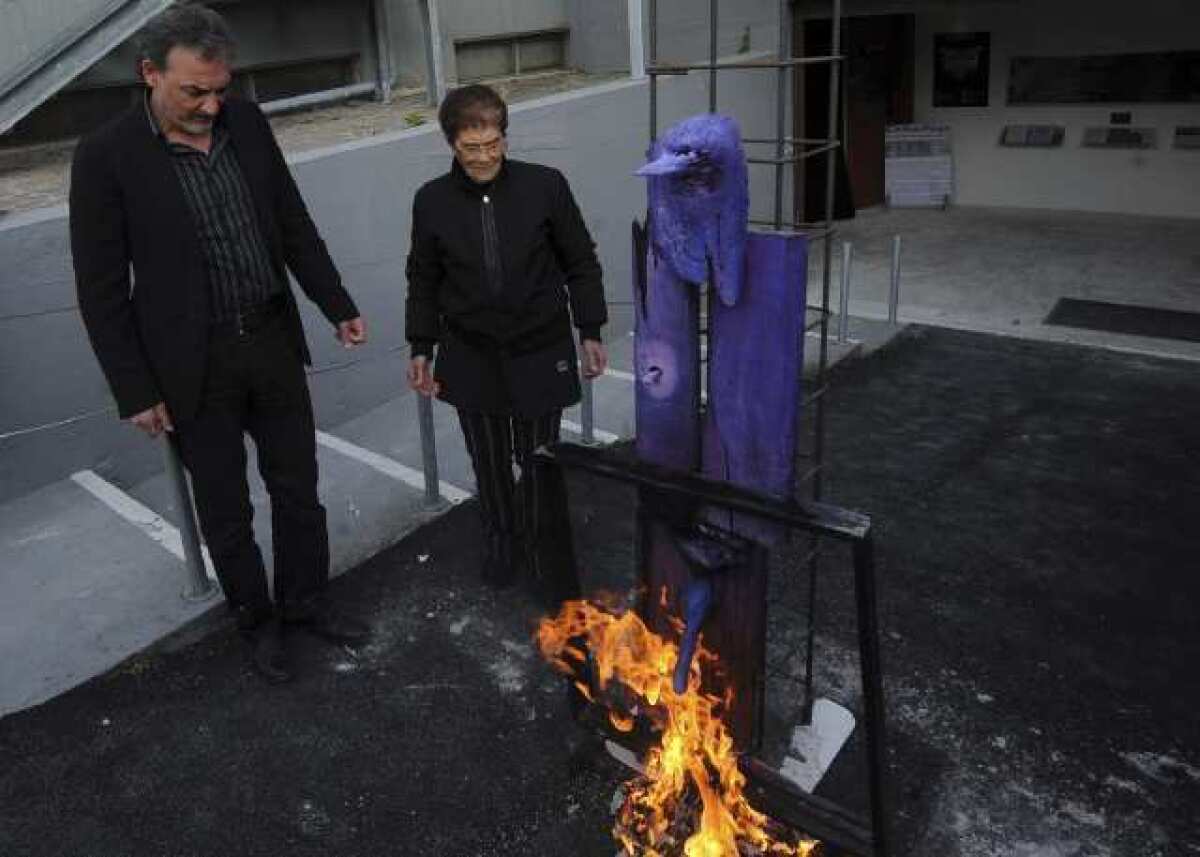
(1008, 51), (1200, 104)
(998, 124), (1065, 147)
(934, 32), (991, 107)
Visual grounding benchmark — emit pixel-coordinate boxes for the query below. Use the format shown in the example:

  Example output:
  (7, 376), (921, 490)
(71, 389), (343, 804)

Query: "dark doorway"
(794, 13), (915, 221)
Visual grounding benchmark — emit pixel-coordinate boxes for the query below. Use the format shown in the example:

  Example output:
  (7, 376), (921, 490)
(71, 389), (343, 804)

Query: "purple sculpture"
(631, 114), (809, 740)
(634, 113), (806, 512)
(636, 114), (749, 307)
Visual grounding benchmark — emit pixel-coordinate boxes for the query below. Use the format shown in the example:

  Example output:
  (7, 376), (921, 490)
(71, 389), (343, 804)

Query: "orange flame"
(537, 599), (819, 856)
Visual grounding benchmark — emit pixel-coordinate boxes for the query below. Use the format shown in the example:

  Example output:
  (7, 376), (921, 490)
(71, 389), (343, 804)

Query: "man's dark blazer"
(69, 97), (358, 424)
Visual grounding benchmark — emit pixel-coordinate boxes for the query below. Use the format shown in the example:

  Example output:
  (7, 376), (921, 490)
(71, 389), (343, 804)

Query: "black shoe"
(288, 607), (371, 647)
(234, 603), (275, 633)
(242, 618), (292, 684)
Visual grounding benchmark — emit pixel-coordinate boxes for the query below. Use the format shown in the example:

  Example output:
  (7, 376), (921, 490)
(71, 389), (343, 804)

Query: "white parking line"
(70, 470), (216, 579)
(560, 419), (621, 444)
(315, 431), (472, 503)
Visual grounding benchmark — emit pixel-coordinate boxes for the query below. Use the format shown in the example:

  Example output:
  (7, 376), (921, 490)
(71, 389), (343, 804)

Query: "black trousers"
(456, 408), (580, 604)
(175, 314), (328, 621)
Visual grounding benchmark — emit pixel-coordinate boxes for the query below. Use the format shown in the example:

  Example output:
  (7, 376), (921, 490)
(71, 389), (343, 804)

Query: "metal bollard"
(581, 375), (596, 445)
(162, 435), (217, 602)
(838, 241), (852, 344)
(416, 392), (442, 505)
(888, 234), (902, 325)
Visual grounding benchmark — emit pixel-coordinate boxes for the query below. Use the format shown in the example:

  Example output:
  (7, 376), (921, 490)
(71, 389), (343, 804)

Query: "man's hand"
(407, 356), (440, 397)
(581, 338), (607, 379)
(336, 317), (367, 348)
(130, 402), (173, 437)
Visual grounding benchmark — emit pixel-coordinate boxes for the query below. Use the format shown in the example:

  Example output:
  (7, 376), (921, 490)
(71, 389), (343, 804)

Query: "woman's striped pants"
(455, 408), (580, 603)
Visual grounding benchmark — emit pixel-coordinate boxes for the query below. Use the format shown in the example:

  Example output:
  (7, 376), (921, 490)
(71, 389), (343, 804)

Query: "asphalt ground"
(0, 498), (632, 857)
(2, 325), (1197, 857)
(799, 326), (1200, 856)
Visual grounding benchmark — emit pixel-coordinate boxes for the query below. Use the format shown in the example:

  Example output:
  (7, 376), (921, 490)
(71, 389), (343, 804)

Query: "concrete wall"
(437, 0), (568, 40)
(653, 0), (784, 65)
(6, 0), (789, 110)
(566, 0), (790, 80)
(392, 0), (789, 90)
(799, 0), (1200, 218)
(384, 0), (432, 89)
(0, 57), (789, 503)
(566, 0), (631, 74)
(70, 0), (376, 89)
(421, 0), (569, 84)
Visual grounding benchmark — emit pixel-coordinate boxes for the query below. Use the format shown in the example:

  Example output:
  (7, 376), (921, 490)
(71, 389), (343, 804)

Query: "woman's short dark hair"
(438, 84), (508, 145)
(137, 3), (235, 76)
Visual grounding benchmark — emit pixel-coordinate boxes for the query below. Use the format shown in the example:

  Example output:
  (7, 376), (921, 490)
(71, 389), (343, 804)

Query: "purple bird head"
(636, 114), (749, 306)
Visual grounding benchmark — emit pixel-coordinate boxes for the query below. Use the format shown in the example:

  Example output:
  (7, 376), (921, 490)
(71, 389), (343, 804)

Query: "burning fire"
(537, 598), (819, 857)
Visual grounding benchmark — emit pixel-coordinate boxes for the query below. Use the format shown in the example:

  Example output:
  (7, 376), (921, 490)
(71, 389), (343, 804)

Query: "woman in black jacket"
(405, 84), (608, 591)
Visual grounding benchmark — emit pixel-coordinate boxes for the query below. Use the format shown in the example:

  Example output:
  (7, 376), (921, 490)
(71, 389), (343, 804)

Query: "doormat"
(1044, 298), (1200, 343)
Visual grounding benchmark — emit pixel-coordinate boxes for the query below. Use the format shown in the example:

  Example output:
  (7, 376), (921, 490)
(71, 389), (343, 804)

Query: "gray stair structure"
(0, 0), (174, 136)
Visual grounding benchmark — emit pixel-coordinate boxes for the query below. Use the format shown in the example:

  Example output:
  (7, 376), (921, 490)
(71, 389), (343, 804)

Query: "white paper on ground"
(779, 698), (856, 793)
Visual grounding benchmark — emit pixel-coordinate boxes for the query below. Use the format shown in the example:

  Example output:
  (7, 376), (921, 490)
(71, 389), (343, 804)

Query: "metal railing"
(834, 235), (905, 344)
(888, 234), (902, 324)
(4, 338), (605, 604)
(153, 364), (601, 600)
(161, 436), (218, 602)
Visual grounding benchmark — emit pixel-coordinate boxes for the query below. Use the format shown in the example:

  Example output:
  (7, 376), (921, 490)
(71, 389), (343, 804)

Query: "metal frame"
(539, 442), (889, 857)
(639, 1), (890, 854)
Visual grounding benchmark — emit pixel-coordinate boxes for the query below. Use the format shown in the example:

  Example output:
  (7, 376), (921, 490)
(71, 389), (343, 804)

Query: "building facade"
(795, 0), (1200, 218)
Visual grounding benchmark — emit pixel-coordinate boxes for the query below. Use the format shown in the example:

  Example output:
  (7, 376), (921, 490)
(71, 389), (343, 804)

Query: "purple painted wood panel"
(702, 232), (808, 541)
(632, 221), (700, 473)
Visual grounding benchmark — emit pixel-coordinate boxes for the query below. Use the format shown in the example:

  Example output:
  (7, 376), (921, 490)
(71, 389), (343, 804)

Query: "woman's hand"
(581, 339), (607, 379)
(407, 356), (440, 396)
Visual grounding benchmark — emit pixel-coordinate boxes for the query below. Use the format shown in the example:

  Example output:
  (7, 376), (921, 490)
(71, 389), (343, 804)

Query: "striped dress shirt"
(146, 95), (283, 321)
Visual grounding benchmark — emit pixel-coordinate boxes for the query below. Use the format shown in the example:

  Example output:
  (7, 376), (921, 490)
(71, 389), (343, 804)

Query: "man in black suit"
(71, 4), (368, 683)
(405, 84), (608, 601)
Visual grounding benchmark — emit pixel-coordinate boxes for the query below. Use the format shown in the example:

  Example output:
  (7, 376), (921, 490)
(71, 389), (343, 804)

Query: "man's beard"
(180, 115), (215, 134)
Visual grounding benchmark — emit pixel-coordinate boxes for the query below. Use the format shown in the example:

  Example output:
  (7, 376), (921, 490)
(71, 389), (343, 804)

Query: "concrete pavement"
(811, 205), (1200, 363)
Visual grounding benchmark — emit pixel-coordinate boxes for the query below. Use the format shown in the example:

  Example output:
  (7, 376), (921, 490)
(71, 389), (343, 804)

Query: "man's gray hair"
(137, 3), (235, 75)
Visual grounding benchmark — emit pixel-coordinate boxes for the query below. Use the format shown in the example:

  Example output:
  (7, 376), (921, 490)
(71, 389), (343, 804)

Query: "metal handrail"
(0, 0), (128, 101)
(412, 365), (602, 504)
(161, 436), (217, 602)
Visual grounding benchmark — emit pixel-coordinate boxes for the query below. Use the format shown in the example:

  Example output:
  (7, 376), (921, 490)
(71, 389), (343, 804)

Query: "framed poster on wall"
(934, 32), (991, 107)
(1008, 51), (1200, 104)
